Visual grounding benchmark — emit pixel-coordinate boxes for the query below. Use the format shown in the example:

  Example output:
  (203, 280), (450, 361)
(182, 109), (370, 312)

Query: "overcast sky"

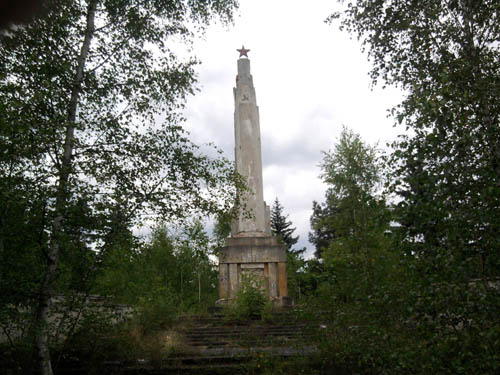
(182, 0), (404, 257)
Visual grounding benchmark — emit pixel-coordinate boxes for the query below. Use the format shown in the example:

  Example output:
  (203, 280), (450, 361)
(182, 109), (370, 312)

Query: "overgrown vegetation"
(223, 273), (272, 321)
(304, 0), (500, 373)
(0, 220), (221, 372)
(1, 0), (499, 374)
(0, 1), (239, 373)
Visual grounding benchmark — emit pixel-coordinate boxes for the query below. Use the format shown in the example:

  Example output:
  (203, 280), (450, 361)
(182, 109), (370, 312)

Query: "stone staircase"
(185, 316), (311, 347)
(153, 310), (319, 374)
(54, 309), (321, 374)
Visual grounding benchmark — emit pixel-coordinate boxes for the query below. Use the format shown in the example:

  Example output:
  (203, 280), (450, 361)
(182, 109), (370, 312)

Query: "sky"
(182, 0), (404, 257)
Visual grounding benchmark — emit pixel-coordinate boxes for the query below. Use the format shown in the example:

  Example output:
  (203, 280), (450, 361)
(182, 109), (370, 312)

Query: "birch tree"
(0, 1), (238, 373)
(330, 0), (500, 282)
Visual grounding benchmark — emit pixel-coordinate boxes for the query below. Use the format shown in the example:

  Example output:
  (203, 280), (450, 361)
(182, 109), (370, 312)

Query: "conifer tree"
(270, 198), (299, 252)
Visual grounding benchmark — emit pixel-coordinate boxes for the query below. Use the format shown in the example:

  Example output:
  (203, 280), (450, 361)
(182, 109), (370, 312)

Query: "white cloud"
(182, 0), (404, 256)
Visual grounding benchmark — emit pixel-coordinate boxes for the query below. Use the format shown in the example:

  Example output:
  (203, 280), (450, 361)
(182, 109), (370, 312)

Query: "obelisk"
(218, 47), (290, 306)
(232, 46), (269, 237)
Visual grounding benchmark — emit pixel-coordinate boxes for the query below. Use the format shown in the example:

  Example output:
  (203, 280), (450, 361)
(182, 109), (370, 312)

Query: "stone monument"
(218, 47), (290, 306)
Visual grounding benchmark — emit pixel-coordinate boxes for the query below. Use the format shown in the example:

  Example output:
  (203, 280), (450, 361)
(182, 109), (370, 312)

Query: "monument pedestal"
(218, 236), (291, 306)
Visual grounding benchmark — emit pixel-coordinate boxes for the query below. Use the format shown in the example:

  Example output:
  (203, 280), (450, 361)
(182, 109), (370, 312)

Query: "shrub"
(227, 273), (269, 320)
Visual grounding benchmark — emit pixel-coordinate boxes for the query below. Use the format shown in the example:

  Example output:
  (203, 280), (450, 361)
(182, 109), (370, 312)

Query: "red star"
(237, 45), (250, 58)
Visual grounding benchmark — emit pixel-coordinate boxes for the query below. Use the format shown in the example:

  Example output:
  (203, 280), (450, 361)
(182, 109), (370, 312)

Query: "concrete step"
(159, 309), (323, 372)
(188, 322), (309, 330)
(186, 336), (311, 345)
(55, 309), (322, 374)
(179, 317), (318, 354)
(185, 328), (310, 336)
(186, 333), (314, 340)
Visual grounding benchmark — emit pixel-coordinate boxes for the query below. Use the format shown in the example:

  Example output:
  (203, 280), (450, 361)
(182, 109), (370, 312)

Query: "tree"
(270, 198), (299, 252)
(309, 127), (389, 259)
(176, 220), (218, 308)
(309, 127), (391, 303)
(211, 210), (232, 256)
(269, 198), (306, 301)
(84, 219), (221, 361)
(326, 3), (500, 373)
(309, 199), (339, 259)
(0, 1), (238, 373)
(95, 221), (218, 323)
(330, 1), (500, 283)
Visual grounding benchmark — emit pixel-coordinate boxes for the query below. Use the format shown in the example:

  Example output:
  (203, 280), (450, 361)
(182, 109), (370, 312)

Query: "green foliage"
(0, 0), (240, 225)
(270, 198), (299, 251)
(331, 0), (500, 282)
(269, 197), (306, 301)
(310, 127), (389, 260)
(53, 308), (131, 367)
(294, 258), (328, 297)
(309, 200), (338, 260)
(309, 274), (500, 375)
(225, 273), (269, 320)
(211, 211), (232, 256)
(0, 219), (220, 371)
(323, 240), (398, 303)
(314, 2), (500, 373)
(285, 250), (306, 302)
(175, 220), (220, 311)
(94, 221), (218, 325)
(246, 351), (320, 374)
(1, 1), (238, 372)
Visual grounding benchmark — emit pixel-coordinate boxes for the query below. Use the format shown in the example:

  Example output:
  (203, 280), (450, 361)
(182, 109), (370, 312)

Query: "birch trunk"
(34, 2), (97, 374)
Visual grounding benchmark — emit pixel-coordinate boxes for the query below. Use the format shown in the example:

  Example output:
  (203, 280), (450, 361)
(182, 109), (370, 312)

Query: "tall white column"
(232, 56), (268, 237)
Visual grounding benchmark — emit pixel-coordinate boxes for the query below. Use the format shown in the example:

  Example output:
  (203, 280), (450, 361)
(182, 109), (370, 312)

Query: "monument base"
(218, 236), (288, 302)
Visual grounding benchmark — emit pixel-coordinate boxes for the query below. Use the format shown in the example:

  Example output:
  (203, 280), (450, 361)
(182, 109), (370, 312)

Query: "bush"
(306, 271), (500, 375)
(226, 273), (269, 320)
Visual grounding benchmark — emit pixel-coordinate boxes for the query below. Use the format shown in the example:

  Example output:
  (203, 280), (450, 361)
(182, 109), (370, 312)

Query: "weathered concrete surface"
(278, 263), (288, 298)
(218, 53), (289, 306)
(229, 263), (239, 297)
(220, 237), (286, 264)
(232, 57), (268, 237)
(219, 264), (229, 299)
(219, 237), (288, 301)
(0, 295), (133, 344)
